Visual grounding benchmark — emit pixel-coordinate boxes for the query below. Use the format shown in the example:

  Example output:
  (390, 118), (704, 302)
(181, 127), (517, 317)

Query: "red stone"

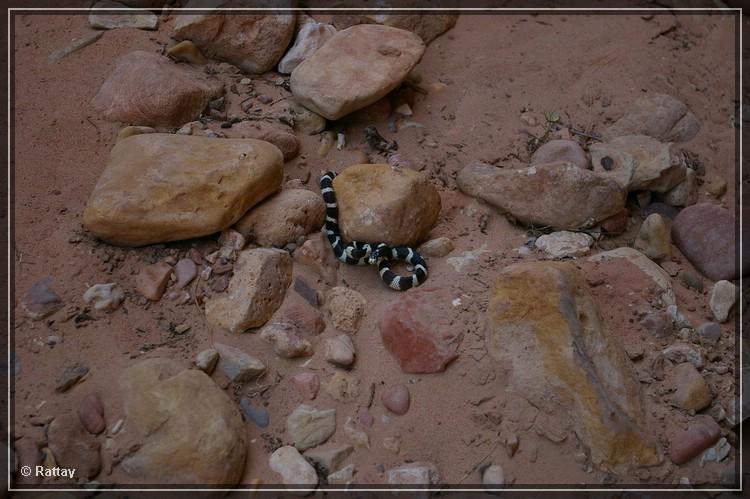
(77, 393), (105, 435)
(600, 209), (628, 235)
(380, 288), (459, 374)
(668, 416), (721, 465)
(282, 302), (326, 336)
(291, 372), (320, 400)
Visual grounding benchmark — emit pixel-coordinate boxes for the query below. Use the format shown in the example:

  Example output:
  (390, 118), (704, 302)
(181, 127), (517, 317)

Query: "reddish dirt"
(10, 10), (738, 489)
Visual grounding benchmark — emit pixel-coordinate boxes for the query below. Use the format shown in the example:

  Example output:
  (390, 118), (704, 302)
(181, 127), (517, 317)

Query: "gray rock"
(534, 231), (593, 259)
(709, 280), (737, 323)
(661, 168), (698, 207)
(286, 404), (336, 450)
(195, 348), (219, 374)
(56, 363), (89, 392)
(695, 323), (722, 346)
(663, 343), (703, 369)
(174, 258), (197, 289)
(672, 362), (712, 411)
(482, 464), (505, 487)
(240, 397), (269, 428)
(269, 445), (318, 487)
(634, 213), (671, 262)
(531, 139), (590, 170)
(303, 443), (353, 474)
(22, 277), (64, 320)
(214, 343), (265, 382)
(604, 93), (701, 143)
(386, 462), (441, 485)
(83, 283), (125, 311)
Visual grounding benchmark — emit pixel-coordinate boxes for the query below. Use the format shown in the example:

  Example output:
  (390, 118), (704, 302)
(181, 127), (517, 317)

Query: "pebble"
(325, 334), (356, 367)
(174, 258), (197, 289)
(663, 344), (703, 369)
(328, 463), (356, 484)
(56, 363), (89, 392)
(166, 40), (208, 65)
(22, 277), (64, 320)
(344, 417), (370, 448)
(324, 372), (361, 402)
(381, 384), (410, 415)
(286, 404), (336, 450)
(382, 435), (401, 454)
(269, 445), (318, 487)
(639, 311), (674, 339)
(240, 397), (269, 428)
(600, 209), (628, 235)
(669, 416), (721, 464)
(634, 213), (671, 262)
(386, 462), (441, 485)
(195, 348), (219, 374)
(681, 270), (703, 292)
(325, 286), (366, 334)
(214, 343), (266, 382)
(418, 237), (454, 257)
(77, 394), (105, 435)
(259, 322), (313, 358)
(534, 230), (593, 259)
(695, 322), (722, 346)
(135, 262), (173, 301)
(49, 31), (103, 63)
(482, 464), (505, 487)
(281, 302), (325, 336)
(83, 283), (125, 312)
(304, 443), (353, 474)
(672, 362), (713, 411)
(700, 437), (731, 465)
(709, 280), (736, 323)
(291, 372), (320, 400)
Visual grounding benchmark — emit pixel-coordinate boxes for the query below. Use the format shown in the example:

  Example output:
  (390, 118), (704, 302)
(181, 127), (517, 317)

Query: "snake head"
(368, 243), (390, 265)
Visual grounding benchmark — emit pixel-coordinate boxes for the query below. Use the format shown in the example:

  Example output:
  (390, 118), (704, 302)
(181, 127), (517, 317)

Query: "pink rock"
(291, 372), (320, 400)
(282, 302), (326, 336)
(174, 258), (197, 289)
(669, 416), (721, 464)
(358, 408), (374, 427)
(135, 261), (173, 301)
(380, 288), (459, 374)
(260, 322), (313, 359)
(77, 394), (105, 435)
(188, 248), (204, 265)
(381, 384), (410, 415)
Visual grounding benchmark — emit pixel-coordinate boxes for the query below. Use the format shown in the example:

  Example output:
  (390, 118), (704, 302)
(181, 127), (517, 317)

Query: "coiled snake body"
(320, 171), (427, 291)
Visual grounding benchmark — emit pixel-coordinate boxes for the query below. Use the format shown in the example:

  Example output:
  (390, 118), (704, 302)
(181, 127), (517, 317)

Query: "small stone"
(174, 259), (197, 289)
(214, 343), (265, 382)
(325, 287), (366, 334)
(482, 464), (505, 487)
(704, 175), (727, 198)
(324, 372), (361, 402)
(304, 443), (353, 474)
(381, 384), (410, 415)
(240, 397), (269, 428)
(56, 363), (89, 392)
(281, 302), (325, 335)
(344, 417), (370, 448)
(135, 262), (173, 301)
(534, 230), (593, 259)
(174, 324), (190, 334)
(661, 168), (698, 207)
(22, 277), (64, 320)
(382, 435), (401, 454)
(639, 311), (674, 339)
(701, 437), (731, 465)
(286, 404), (336, 451)
(293, 277), (320, 308)
(328, 463), (356, 484)
(325, 334), (356, 367)
(600, 209), (629, 235)
(82, 283), (125, 312)
(634, 213), (671, 262)
(386, 462), (441, 485)
(291, 372), (320, 400)
(259, 322), (313, 358)
(673, 362), (713, 411)
(77, 394), (105, 435)
(709, 280), (736, 323)
(195, 348), (219, 374)
(681, 270), (703, 292)
(663, 343), (703, 369)
(218, 229), (246, 251)
(49, 30), (103, 63)
(669, 416), (721, 464)
(417, 237), (455, 258)
(696, 323), (722, 347)
(166, 39), (208, 65)
(269, 445), (318, 487)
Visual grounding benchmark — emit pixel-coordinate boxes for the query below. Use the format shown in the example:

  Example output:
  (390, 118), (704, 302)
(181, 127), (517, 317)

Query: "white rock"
(325, 334), (356, 367)
(83, 283), (125, 311)
(482, 464), (505, 487)
(386, 462), (441, 485)
(534, 231), (593, 259)
(195, 349), (219, 374)
(269, 445), (318, 487)
(709, 280), (737, 323)
(278, 21), (336, 74)
(327, 463), (355, 484)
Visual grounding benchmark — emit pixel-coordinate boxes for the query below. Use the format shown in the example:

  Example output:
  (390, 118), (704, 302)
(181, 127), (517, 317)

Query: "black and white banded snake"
(319, 171), (428, 291)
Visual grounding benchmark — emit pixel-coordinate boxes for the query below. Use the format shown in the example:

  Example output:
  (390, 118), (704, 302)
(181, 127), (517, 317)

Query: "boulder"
(457, 161), (625, 230)
(671, 203), (739, 281)
(331, 164), (440, 247)
(486, 262), (662, 472)
(291, 24), (425, 120)
(83, 134), (283, 246)
(233, 189), (325, 248)
(604, 93), (701, 143)
(590, 135), (684, 192)
(92, 51), (223, 127)
(172, 0), (296, 74)
(118, 358), (246, 484)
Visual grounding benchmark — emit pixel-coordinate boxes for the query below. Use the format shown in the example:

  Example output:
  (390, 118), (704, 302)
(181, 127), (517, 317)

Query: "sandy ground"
(8, 9), (740, 489)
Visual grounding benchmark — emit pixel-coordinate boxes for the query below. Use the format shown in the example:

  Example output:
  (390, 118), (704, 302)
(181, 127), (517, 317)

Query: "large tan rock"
(590, 135), (685, 192)
(172, 0), (296, 74)
(332, 164), (440, 247)
(291, 25), (425, 120)
(234, 189), (325, 248)
(205, 248), (293, 333)
(486, 262), (662, 473)
(118, 358), (246, 485)
(83, 134), (283, 246)
(457, 161), (625, 230)
(92, 51), (223, 127)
